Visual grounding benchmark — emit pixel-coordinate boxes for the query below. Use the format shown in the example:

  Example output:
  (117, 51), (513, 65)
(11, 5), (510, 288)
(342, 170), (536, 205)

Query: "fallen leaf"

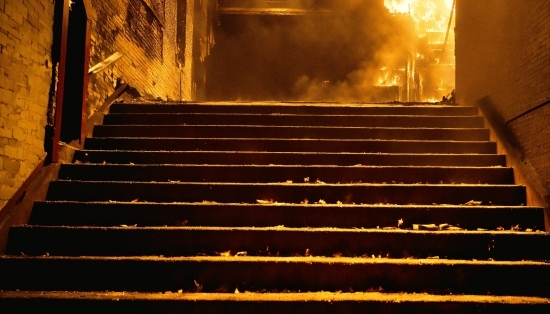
(464, 200), (483, 206)
(413, 224), (439, 231)
(398, 219), (404, 228)
(257, 199), (273, 204)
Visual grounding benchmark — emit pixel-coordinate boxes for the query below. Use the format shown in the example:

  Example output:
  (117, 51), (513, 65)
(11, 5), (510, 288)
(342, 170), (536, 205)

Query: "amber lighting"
(379, 0), (456, 102)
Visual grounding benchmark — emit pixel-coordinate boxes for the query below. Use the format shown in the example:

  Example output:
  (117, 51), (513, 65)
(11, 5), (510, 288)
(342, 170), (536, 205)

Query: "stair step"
(74, 150), (507, 167)
(2, 291), (548, 314)
(103, 113), (485, 128)
(46, 181), (526, 205)
(109, 102), (480, 115)
(30, 201), (545, 230)
(7, 226), (549, 261)
(93, 125), (491, 141)
(84, 138), (497, 154)
(0, 256), (548, 296)
(59, 164), (514, 184)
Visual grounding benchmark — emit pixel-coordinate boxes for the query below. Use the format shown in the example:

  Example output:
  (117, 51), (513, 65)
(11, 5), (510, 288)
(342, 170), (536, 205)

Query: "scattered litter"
(304, 177), (310, 183)
(464, 200), (483, 206)
(315, 179), (326, 184)
(194, 280), (202, 292)
(397, 219), (404, 228)
(477, 228), (488, 231)
(131, 199), (139, 203)
(301, 198), (309, 204)
(413, 224), (439, 231)
(383, 227), (397, 230)
(235, 288), (240, 294)
(413, 223), (463, 231)
(235, 251), (248, 256)
(427, 256), (440, 259)
(257, 199), (273, 204)
(305, 248), (311, 257)
(316, 199), (326, 204)
(496, 226), (505, 231)
(219, 251), (231, 257)
(286, 180), (293, 184)
(511, 224), (522, 231)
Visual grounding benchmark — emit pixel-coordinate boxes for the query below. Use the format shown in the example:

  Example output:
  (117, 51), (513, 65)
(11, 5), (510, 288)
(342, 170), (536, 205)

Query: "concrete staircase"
(1, 102), (549, 312)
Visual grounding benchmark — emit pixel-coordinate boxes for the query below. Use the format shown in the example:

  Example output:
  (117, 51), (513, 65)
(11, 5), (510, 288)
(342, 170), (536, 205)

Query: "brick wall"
(87, 0), (194, 116)
(456, 0), (550, 201)
(0, 1), (54, 208)
(0, 0), (196, 209)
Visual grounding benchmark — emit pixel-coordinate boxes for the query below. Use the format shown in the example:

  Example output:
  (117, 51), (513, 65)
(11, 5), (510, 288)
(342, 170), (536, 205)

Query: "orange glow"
(382, 0), (455, 102)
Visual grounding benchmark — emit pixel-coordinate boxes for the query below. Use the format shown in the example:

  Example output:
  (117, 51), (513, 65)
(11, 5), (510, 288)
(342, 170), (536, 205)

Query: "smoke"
(206, 0), (416, 101)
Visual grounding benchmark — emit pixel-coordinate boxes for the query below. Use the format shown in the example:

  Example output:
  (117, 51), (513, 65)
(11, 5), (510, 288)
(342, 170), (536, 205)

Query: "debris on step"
(464, 200), (483, 206)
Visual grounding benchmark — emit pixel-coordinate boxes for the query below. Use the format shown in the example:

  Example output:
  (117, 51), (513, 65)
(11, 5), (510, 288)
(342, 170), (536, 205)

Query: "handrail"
(505, 97), (550, 127)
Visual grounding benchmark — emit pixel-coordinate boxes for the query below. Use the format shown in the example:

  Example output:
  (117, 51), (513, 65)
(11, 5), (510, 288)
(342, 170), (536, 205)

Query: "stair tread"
(74, 150), (507, 166)
(1, 291), (548, 304)
(34, 200), (544, 208)
(9, 225), (547, 260)
(14, 225), (547, 234)
(2, 255), (548, 265)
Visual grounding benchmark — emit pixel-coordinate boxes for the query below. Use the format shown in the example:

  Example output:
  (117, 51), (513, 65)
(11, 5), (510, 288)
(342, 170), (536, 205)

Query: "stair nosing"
(1, 290), (548, 304)
(15, 225), (549, 236)
(34, 200), (544, 209)
(2, 255), (548, 266)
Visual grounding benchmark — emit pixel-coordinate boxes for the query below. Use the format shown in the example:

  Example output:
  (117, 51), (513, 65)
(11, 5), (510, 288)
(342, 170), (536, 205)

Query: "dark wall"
(456, 0), (550, 203)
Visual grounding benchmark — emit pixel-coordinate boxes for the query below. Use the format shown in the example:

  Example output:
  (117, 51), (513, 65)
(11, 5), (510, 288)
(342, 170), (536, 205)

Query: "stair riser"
(94, 126), (491, 141)
(103, 114), (485, 128)
(84, 138), (497, 154)
(58, 165), (515, 184)
(2, 298), (548, 314)
(8, 227), (549, 261)
(74, 151), (507, 167)
(109, 103), (480, 115)
(46, 181), (527, 206)
(0, 257), (547, 296)
(29, 202), (546, 230)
